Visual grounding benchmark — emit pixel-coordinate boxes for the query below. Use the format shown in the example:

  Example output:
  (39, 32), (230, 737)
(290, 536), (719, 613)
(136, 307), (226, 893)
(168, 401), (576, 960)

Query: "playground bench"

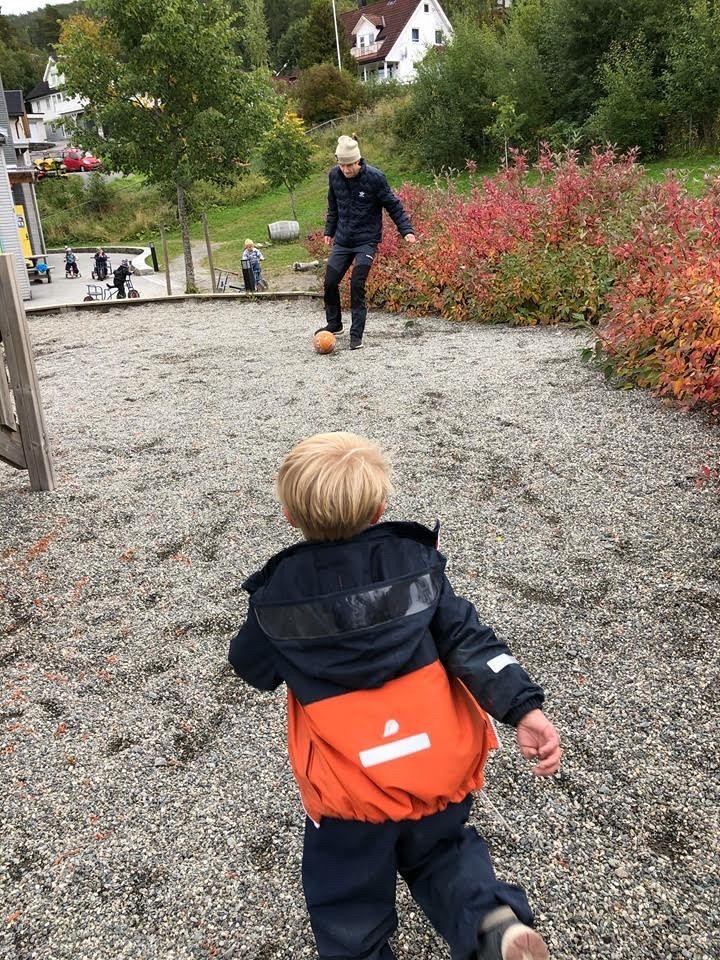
(27, 264), (53, 284)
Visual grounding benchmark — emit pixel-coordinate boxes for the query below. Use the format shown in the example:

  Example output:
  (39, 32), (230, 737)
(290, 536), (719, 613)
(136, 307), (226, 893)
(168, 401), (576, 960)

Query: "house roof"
(339, 0), (424, 64)
(26, 79), (54, 102)
(4, 90), (25, 117)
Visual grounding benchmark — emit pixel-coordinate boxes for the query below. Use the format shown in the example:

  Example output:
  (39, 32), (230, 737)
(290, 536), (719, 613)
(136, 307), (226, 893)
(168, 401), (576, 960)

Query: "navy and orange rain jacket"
(228, 521), (544, 825)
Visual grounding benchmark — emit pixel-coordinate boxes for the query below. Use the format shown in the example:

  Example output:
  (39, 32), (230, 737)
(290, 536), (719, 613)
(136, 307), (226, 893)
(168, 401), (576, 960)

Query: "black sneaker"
(350, 337), (364, 350)
(314, 324), (344, 336)
(477, 907), (548, 960)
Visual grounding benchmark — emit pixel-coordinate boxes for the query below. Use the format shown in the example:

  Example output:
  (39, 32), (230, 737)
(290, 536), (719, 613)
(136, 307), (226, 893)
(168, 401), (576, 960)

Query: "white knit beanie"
(335, 135), (361, 164)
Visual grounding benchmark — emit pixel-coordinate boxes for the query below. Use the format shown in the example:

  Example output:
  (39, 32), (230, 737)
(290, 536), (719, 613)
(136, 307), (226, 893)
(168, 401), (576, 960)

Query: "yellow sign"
(15, 205), (32, 261)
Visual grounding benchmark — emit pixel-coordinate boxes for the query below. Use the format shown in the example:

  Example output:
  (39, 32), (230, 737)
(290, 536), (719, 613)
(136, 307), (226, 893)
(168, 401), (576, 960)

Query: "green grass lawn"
(642, 152), (720, 195)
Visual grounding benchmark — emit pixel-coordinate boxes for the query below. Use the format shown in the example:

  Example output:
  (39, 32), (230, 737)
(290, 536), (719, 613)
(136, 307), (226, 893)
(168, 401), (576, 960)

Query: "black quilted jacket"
(324, 160), (414, 247)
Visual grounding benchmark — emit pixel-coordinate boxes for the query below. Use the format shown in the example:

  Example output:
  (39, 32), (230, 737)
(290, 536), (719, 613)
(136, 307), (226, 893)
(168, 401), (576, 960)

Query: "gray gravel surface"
(1, 299), (719, 960)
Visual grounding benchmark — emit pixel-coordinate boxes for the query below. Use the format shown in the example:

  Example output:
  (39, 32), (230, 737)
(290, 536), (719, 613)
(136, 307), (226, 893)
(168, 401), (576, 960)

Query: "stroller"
(241, 243), (268, 292)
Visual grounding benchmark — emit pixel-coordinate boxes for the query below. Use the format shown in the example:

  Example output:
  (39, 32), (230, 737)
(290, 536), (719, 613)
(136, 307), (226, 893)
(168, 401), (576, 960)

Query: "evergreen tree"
(664, 0), (720, 145)
(0, 10), (43, 91)
(299, 0), (352, 70)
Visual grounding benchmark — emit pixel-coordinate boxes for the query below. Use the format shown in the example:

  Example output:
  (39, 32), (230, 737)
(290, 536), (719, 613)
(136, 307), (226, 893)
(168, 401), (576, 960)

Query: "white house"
(25, 57), (87, 144)
(339, 0), (454, 83)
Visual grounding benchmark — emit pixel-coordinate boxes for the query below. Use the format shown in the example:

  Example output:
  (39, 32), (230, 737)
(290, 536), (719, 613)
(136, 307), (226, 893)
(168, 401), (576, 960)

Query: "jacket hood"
(244, 521), (443, 691)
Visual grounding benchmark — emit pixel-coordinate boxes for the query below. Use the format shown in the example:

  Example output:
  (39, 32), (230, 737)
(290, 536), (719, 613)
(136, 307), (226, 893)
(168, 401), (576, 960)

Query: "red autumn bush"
(597, 177), (720, 416)
(367, 147), (643, 325)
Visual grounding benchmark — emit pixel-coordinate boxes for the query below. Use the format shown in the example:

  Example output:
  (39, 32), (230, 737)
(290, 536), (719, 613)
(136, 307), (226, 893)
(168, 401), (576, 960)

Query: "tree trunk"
(288, 184), (298, 221)
(176, 182), (197, 294)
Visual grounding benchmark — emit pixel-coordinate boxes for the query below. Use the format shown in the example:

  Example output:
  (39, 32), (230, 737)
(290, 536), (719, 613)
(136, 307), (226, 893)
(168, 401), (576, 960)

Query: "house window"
(435, 29), (443, 43)
(424, 3), (429, 10)
(411, 28), (420, 41)
(360, 35), (365, 47)
(387, 63), (394, 78)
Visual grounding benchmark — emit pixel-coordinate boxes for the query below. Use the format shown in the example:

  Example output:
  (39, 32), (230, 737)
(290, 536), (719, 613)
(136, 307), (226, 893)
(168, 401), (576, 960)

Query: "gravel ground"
(1, 299), (719, 960)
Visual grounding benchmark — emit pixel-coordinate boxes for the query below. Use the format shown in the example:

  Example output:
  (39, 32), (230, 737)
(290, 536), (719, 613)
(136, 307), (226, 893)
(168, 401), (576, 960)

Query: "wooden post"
(202, 212), (217, 293)
(159, 225), (172, 296)
(0, 254), (56, 491)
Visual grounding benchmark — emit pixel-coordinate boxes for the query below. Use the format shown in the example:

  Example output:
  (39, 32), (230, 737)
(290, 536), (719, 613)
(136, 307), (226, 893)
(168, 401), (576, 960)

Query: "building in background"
(339, 0), (453, 83)
(0, 128), (32, 301)
(25, 57), (87, 145)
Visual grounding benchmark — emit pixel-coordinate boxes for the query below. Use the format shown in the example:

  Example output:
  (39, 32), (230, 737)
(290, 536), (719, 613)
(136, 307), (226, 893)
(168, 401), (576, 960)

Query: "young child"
(111, 259), (131, 298)
(94, 248), (109, 280)
(241, 238), (265, 290)
(64, 246), (80, 277)
(228, 433), (561, 960)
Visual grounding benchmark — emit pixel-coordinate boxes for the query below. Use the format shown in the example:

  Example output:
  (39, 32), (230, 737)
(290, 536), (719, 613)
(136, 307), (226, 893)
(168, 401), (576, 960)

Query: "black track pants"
(323, 242), (377, 340)
(302, 795), (533, 960)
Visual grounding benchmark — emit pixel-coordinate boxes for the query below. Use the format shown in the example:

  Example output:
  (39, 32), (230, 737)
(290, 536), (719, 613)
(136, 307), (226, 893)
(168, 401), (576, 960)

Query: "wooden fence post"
(202, 213), (217, 293)
(0, 253), (56, 491)
(159, 225), (172, 296)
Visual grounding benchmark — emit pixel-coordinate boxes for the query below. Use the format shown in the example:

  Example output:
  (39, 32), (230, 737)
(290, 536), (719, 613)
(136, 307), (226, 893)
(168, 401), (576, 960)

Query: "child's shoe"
(477, 907), (549, 960)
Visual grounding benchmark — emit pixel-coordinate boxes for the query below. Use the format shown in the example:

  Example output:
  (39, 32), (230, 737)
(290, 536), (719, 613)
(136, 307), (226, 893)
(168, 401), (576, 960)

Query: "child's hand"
(515, 709), (562, 776)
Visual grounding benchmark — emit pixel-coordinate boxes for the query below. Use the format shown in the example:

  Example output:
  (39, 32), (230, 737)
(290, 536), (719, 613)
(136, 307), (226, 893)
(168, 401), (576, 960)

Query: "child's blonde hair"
(244, 238), (254, 248)
(276, 432), (393, 541)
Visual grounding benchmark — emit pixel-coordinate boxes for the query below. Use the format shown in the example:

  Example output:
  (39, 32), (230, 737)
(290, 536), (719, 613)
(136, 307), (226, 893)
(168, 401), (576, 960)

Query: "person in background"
(64, 247), (80, 278)
(94, 248), (109, 280)
(316, 135), (416, 351)
(241, 238), (266, 291)
(111, 259), (131, 298)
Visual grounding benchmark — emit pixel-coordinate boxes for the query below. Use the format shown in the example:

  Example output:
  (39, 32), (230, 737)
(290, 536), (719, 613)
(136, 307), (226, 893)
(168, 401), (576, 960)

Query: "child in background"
(94, 248), (109, 280)
(228, 432), (561, 960)
(64, 247), (80, 278)
(241, 238), (266, 291)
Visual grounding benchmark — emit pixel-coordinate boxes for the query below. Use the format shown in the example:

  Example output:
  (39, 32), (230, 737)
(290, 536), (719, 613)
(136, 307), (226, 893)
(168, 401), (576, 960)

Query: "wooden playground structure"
(0, 253), (55, 491)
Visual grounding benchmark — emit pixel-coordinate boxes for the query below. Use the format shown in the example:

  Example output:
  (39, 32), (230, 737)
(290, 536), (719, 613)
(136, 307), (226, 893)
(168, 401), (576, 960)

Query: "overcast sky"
(2, 0), (70, 15)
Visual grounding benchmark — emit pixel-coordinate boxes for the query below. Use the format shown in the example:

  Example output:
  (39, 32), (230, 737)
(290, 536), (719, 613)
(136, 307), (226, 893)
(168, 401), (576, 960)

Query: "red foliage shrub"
(598, 177), (720, 416)
(366, 146), (643, 326)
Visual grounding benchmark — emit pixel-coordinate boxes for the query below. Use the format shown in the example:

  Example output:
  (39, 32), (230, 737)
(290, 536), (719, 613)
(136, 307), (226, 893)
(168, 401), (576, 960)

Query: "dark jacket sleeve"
(324, 174), (338, 237)
(431, 575), (544, 725)
(376, 172), (413, 237)
(228, 605), (283, 691)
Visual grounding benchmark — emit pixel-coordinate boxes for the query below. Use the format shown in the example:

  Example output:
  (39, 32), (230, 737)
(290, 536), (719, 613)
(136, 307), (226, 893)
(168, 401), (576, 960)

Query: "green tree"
(534, 0), (678, 124)
(274, 17), (307, 72)
(440, 0), (495, 23)
(259, 111), (313, 219)
(394, 22), (498, 169)
(264, 0), (310, 51)
(293, 62), (361, 125)
(299, 0), (352, 70)
(57, 1), (275, 293)
(483, 2), (551, 143)
(664, 0), (720, 147)
(234, 0), (269, 68)
(485, 95), (528, 166)
(0, 9), (43, 91)
(588, 38), (663, 156)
